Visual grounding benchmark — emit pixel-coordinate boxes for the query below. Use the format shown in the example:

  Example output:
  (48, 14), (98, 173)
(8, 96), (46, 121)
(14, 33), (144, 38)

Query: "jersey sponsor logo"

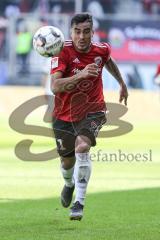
(51, 57), (58, 69)
(73, 57), (80, 64)
(94, 56), (102, 66)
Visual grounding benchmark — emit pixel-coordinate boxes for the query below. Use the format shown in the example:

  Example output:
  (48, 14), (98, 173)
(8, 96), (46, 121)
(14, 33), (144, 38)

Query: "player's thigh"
(53, 118), (76, 157)
(76, 111), (107, 147)
(75, 135), (91, 153)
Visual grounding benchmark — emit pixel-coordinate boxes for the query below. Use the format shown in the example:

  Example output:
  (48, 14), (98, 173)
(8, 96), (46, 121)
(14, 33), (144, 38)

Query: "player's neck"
(73, 43), (92, 53)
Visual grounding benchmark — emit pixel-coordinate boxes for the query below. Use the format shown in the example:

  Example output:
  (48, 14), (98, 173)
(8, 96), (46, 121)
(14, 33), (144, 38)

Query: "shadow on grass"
(0, 188), (160, 240)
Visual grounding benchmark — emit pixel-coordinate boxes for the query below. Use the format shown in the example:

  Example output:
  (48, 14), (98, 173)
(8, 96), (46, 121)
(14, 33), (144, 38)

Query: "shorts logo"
(90, 121), (97, 130)
(90, 120), (102, 137)
(51, 57), (58, 69)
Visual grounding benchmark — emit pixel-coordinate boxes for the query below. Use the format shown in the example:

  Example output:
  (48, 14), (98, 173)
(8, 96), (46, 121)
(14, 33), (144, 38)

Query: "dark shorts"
(52, 112), (107, 157)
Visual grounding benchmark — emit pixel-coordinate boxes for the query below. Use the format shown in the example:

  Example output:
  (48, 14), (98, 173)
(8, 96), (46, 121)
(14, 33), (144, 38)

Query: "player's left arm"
(105, 57), (128, 106)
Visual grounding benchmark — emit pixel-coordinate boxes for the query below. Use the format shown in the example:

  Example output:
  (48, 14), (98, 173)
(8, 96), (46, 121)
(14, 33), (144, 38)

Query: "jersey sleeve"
(50, 48), (68, 75)
(103, 42), (111, 62)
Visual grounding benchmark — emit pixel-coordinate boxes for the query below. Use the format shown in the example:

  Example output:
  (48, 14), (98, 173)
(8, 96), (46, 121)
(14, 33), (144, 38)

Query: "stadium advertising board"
(97, 19), (160, 62)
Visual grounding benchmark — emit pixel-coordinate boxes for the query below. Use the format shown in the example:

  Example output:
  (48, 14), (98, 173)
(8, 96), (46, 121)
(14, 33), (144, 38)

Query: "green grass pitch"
(0, 115), (160, 240)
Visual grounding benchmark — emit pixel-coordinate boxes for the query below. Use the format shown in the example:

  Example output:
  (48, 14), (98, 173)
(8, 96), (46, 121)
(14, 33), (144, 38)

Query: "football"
(33, 25), (64, 57)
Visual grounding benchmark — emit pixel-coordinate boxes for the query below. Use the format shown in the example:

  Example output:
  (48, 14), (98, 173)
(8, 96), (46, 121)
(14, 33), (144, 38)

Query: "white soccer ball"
(33, 25), (64, 57)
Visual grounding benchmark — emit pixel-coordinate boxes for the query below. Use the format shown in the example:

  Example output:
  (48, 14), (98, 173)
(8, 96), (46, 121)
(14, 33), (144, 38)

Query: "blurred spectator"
(41, 57), (53, 97)
(41, 57), (54, 121)
(84, 0), (116, 14)
(39, 17), (49, 26)
(101, 0), (116, 13)
(143, 0), (153, 13)
(0, 62), (8, 85)
(92, 18), (108, 42)
(16, 22), (32, 73)
(5, 4), (20, 18)
(126, 65), (144, 89)
(87, 1), (104, 18)
(49, 0), (74, 14)
(19, 0), (37, 13)
(38, 0), (49, 15)
(142, 0), (160, 14)
(153, 64), (160, 86)
(0, 17), (8, 59)
(52, 4), (62, 14)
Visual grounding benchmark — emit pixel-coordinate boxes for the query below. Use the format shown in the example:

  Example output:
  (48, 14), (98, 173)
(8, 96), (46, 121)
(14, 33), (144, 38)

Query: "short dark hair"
(71, 13), (93, 28)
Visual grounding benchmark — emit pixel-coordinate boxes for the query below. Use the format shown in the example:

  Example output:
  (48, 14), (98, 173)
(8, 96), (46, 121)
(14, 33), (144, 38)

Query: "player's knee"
(75, 142), (90, 153)
(75, 135), (91, 153)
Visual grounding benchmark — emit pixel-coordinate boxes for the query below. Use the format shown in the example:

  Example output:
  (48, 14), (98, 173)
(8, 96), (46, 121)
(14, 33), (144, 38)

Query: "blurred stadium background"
(0, 0), (160, 87)
(0, 1), (160, 240)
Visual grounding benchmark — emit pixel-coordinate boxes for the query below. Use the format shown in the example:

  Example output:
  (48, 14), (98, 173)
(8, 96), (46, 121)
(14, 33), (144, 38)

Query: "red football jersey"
(50, 40), (111, 122)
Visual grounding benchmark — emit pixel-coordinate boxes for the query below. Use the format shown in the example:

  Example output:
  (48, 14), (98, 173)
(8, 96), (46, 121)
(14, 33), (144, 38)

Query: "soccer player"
(153, 64), (160, 87)
(50, 13), (128, 221)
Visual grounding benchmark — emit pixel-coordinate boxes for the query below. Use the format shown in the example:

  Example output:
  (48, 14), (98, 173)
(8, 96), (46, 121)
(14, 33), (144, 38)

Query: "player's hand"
(119, 83), (128, 106)
(80, 63), (99, 79)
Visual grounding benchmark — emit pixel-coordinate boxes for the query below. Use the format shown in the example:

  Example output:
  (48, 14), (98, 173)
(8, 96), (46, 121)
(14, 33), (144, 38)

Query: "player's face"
(71, 21), (93, 52)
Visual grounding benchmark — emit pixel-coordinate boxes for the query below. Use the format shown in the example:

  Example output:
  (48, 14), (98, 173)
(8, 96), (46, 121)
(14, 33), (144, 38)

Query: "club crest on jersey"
(51, 57), (58, 69)
(94, 56), (102, 66)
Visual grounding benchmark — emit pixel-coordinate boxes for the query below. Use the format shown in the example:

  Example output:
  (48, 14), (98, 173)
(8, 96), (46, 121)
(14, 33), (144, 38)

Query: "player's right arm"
(51, 63), (98, 94)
